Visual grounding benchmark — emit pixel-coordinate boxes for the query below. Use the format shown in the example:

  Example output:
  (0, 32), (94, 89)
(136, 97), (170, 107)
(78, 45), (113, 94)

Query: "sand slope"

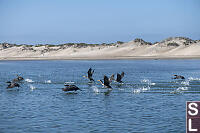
(0, 37), (200, 60)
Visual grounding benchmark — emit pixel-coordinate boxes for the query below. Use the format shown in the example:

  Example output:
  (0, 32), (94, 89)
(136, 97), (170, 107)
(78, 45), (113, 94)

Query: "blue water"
(0, 60), (200, 133)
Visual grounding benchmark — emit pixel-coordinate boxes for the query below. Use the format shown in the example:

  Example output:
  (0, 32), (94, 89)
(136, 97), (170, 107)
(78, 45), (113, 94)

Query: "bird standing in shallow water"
(83, 68), (95, 82)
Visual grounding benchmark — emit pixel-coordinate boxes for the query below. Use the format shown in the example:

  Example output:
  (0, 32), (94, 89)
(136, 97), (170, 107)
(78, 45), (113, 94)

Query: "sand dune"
(0, 37), (200, 60)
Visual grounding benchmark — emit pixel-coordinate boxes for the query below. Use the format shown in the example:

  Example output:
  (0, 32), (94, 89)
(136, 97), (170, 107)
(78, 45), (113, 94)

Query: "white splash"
(141, 79), (155, 86)
(150, 83), (156, 85)
(30, 85), (36, 91)
(170, 90), (183, 94)
(133, 89), (141, 94)
(65, 81), (75, 84)
(141, 79), (150, 83)
(181, 81), (189, 86)
(177, 87), (188, 91)
(188, 77), (200, 81)
(91, 86), (100, 93)
(25, 78), (34, 83)
(141, 86), (150, 91)
(45, 80), (52, 83)
(170, 87), (188, 94)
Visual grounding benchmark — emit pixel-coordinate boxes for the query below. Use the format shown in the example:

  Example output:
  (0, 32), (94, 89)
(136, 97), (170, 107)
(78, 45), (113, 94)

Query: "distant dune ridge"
(0, 37), (200, 60)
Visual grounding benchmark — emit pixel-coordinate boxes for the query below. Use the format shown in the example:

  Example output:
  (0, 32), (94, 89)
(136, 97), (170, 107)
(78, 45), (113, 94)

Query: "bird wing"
(88, 68), (92, 77)
(121, 72), (124, 78)
(91, 69), (95, 75)
(116, 73), (121, 82)
(104, 75), (110, 86)
(109, 74), (115, 81)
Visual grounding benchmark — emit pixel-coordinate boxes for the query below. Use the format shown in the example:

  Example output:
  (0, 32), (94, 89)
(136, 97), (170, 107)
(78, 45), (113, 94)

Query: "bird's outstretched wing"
(104, 75), (110, 87)
(121, 72), (125, 79)
(88, 68), (93, 77)
(91, 69), (95, 75)
(109, 74), (115, 82)
(116, 73), (121, 82)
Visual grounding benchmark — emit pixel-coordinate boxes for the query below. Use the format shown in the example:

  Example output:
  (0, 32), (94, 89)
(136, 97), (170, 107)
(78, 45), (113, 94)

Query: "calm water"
(0, 60), (200, 133)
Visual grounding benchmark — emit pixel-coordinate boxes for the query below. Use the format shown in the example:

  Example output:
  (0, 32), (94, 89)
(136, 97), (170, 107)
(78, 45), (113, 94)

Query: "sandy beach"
(1, 37), (200, 60)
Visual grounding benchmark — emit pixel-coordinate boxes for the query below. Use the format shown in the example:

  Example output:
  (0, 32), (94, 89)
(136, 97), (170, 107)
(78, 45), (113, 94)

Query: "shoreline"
(1, 56), (200, 61)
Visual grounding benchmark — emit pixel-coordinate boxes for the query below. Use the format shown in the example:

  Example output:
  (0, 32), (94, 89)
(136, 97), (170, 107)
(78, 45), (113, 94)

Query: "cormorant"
(62, 84), (81, 92)
(83, 68), (95, 82)
(6, 81), (20, 89)
(116, 72), (125, 83)
(173, 75), (185, 79)
(13, 75), (24, 82)
(98, 75), (112, 88)
(109, 74), (115, 83)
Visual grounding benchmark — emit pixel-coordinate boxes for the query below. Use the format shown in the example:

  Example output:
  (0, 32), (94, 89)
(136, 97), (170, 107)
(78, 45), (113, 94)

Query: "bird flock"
(5, 68), (185, 94)
(62, 68), (125, 92)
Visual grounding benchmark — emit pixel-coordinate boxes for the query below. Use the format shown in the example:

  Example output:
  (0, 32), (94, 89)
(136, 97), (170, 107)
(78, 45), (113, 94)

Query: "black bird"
(109, 74), (115, 83)
(13, 75), (24, 82)
(116, 72), (125, 83)
(83, 68), (95, 82)
(62, 84), (81, 92)
(98, 75), (112, 88)
(6, 81), (20, 89)
(173, 75), (185, 79)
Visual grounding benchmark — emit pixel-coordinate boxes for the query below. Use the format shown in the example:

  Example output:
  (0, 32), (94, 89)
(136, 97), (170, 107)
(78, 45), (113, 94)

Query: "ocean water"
(0, 59), (200, 133)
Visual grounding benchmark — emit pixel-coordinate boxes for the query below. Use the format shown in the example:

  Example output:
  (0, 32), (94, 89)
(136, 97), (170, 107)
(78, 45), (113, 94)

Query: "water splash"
(133, 89), (141, 94)
(170, 87), (188, 94)
(45, 80), (52, 84)
(177, 87), (188, 91)
(170, 90), (183, 94)
(65, 81), (75, 84)
(25, 78), (34, 83)
(133, 86), (150, 94)
(141, 79), (150, 83)
(141, 79), (156, 86)
(91, 86), (100, 93)
(181, 80), (189, 86)
(30, 85), (36, 91)
(188, 77), (200, 81)
(141, 86), (150, 91)
(150, 83), (156, 85)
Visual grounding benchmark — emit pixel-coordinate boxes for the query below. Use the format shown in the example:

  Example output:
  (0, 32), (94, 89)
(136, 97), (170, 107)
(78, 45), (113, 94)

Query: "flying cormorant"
(98, 75), (112, 88)
(116, 72), (125, 83)
(83, 68), (95, 82)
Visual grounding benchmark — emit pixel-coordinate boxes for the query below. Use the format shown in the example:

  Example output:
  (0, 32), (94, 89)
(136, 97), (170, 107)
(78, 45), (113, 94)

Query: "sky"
(0, 0), (200, 44)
